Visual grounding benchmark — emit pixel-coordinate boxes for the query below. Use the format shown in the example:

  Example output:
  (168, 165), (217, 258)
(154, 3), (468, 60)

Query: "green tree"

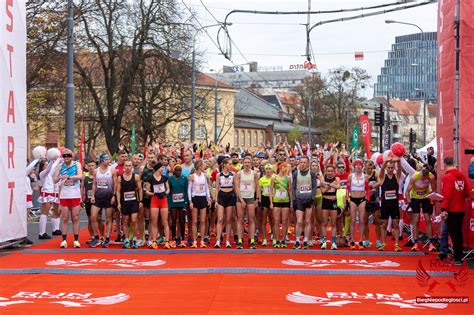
(287, 127), (303, 146)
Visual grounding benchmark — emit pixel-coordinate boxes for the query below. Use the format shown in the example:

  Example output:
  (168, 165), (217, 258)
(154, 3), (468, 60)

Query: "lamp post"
(65, 0), (75, 150)
(386, 19), (427, 146)
(209, 68), (224, 144)
(190, 23), (231, 142)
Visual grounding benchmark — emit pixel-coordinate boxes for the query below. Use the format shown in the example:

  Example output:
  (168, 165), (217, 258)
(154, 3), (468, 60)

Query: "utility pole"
(65, 0), (75, 150)
(374, 103), (385, 153)
(386, 93), (391, 149)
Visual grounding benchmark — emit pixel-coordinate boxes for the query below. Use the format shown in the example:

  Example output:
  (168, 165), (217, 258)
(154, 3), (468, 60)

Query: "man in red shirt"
(440, 156), (470, 265)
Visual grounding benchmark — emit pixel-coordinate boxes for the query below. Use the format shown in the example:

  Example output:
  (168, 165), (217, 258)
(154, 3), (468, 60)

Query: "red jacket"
(441, 168), (470, 212)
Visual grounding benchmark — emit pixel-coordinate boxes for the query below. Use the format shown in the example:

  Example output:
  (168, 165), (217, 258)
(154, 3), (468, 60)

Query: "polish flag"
(355, 52), (364, 60)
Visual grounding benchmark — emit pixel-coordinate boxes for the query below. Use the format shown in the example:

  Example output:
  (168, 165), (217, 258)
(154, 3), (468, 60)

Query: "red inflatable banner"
(359, 115), (372, 159)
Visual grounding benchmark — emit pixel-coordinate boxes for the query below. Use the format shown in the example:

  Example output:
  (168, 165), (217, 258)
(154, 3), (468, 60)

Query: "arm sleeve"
(441, 176), (453, 209)
(187, 178), (193, 201)
(39, 161), (53, 180)
(205, 177), (210, 200)
(26, 159), (40, 176)
(469, 162), (474, 179)
(401, 157), (416, 176)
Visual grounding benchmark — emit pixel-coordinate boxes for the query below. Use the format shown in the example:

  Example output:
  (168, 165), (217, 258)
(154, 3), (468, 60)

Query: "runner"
(257, 164), (274, 247)
(335, 160), (350, 246)
(320, 165), (341, 250)
(140, 152), (156, 246)
(82, 160), (104, 244)
(214, 158), (236, 248)
(207, 158), (219, 241)
(235, 157), (259, 249)
(26, 158), (40, 223)
(144, 162), (171, 249)
(188, 160), (211, 248)
(379, 158), (403, 251)
(90, 153), (117, 248)
(405, 168), (437, 251)
(112, 149), (128, 242)
(53, 149), (83, 248)
(37, 155), (61, 239)
(168, 164), (188, 247)
(292, 156), (318, 249)
(230, 152), (242, 171)
(116, 160), (143, 249)
(347, 159), (369, 250)
(310, 160), (324, 246)
(271, 162), (291, 248)
(365, 160), (382, 249)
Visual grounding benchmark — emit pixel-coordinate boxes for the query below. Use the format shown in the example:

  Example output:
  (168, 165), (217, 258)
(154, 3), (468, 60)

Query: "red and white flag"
(355, 52), (364, 60)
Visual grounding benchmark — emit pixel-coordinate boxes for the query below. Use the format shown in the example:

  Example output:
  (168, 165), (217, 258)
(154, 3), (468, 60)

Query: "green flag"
(352, 125), (359, 159)
(131, 123), (136, 154)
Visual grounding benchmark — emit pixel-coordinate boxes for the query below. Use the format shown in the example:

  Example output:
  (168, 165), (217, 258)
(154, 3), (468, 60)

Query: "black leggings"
(171, 207), (186, 239)
(447, 211), (464, 261)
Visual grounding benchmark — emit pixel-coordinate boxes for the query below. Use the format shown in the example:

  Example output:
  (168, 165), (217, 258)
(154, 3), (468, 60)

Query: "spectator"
(440, 156), (471, 265)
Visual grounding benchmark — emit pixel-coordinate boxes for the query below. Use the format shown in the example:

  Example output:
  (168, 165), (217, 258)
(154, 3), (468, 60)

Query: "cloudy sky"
(182, 0), (438, 97)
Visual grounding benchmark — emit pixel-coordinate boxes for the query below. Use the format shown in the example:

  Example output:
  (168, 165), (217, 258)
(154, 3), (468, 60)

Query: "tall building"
(374, 32), (437, 103)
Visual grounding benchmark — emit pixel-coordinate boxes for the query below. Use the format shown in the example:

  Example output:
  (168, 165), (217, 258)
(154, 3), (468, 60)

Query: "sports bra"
(219, 172), (234, 189)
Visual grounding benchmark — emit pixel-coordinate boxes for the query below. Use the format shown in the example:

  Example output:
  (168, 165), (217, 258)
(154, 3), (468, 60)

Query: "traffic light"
(374, 107), (385, 126)
(409, 128), (417, 143)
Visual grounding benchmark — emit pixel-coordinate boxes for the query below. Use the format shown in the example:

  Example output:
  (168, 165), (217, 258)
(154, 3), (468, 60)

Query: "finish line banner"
(0, 0), (27, 242)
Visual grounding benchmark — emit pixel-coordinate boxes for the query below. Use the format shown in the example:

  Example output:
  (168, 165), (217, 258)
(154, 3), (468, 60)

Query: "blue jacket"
(469, 162), (474, 179)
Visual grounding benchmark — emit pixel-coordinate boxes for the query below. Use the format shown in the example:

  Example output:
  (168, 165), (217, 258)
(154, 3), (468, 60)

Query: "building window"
(216, 98), (222, 113)
(179, 124), (190, 140)
(254, 131), (258, 146)
(248, 130), (252, 147)
(241, 130), (245, 146)
(197, 125), (206, 139)
(180, 97), (190, 110)
(234, 130), (239, 146)
(260, 131), (265, 145)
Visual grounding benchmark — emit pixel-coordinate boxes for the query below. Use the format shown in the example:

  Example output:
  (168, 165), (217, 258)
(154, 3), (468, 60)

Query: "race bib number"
(299, 184), (311, 194)
(172, 193), (184, 203)
(276, 189), (287, 199)
(154, 184), (165, 193)
(97, 179), (108, 189)
(124, 191), (136, 201)
(87, 190), (92, 199)
(340, 181), (347, 189)
(64, 180), (75, 187)
(263, 186), (270, 195)
(223, 177), (233, 186)
(240, 182), (251, 192)
(385, 190), (397, 200)
(416, 190), (426, 196)
(196, 184), (206, 193)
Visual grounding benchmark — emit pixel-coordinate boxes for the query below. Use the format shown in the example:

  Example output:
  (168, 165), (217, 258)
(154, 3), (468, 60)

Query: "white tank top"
(59, 162), (81, 199)
(350, 173), (365, 192)
(239, 169), (255, 199)
(190, 173), (208, 197)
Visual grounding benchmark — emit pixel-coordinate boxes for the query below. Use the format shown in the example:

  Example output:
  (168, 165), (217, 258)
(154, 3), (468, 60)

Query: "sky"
(182, 0), (438, 98)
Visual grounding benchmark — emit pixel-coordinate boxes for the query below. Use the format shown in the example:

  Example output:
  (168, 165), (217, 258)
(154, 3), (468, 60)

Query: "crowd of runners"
(26, 139), (445, 252)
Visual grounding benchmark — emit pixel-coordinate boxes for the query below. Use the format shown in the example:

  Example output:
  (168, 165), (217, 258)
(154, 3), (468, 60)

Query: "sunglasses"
(63, 154), (72, 158)
(337, 166), (345, 169)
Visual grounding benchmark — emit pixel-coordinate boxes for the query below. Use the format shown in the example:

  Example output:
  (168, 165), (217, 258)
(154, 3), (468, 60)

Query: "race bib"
(299, 184), (311, 194)
(196, 184), (206, 193)
(154, 184), (165, 193)
(276, 189), (287, 199)
(340, 181), (347, 189)
(64, 180), (75, 187)
(416, 190), (426, 196)
(87, 190), (92, 199)
(385, 190), (397, 200)
(124, 191), (136, 201)
(223, 177), (233, 186)
(97, 179), (108, 189)
(172, 193), (184, 203)
(240, 182), (251, 192)
(263, 186), (270, 195)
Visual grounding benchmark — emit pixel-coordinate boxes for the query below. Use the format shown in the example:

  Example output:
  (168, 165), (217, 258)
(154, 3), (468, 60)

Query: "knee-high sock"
(51, 217), (60, 231)
(39, 214), (48, 235)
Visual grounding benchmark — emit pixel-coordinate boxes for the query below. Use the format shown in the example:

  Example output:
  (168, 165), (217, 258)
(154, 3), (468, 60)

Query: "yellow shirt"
(410, 171), (434, 199)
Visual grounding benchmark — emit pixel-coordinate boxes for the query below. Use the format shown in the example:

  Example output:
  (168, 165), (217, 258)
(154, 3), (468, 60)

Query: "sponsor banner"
(282, 259), (400, 268)
(0, 0), (27, 242)
(46, 258), (166, 268)
(360, 114), (372, 159)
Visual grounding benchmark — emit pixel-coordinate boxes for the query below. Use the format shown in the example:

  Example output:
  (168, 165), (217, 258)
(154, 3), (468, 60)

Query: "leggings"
(171, 207), (186, 239)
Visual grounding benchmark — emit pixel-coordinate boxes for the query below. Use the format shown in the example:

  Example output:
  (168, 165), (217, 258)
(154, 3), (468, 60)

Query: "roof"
(235, 89), (293, 121)
(275, 91), (302, 107)
(195, 73), (235, 89)
(234, 117), (321, 134)
(261, 95), (281, 109)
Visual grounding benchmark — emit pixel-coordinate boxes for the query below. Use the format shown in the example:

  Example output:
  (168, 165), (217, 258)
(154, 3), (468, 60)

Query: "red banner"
(359, 114), (372, 159)
(437, 0), (474, 247)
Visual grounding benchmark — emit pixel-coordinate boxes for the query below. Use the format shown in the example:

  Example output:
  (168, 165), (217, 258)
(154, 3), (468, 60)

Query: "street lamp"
(209, 68), (224, 144)
(190, 23), (232, 142)
(386, 19), (427, 146)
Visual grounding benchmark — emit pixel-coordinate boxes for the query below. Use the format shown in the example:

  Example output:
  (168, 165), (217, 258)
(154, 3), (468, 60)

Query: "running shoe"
(226, 241), (232, 248)
(262, 239), (268, 247)
(179, 241), (187, 248)
(254, 234), (259, 244)
(151, 241), (159, 249)
(302, 241), (309, 250)
(428, 243), (437, 252)
(52, 230), (62, 236)
(102, 239), (110, 248)
(379, 243), (385, 251)
(233, 235), (238, 244)
(147, 240), (153, 247)
(308, 240), (314, 247)
(60, 240), (67, 248)
(164, 241), (171, 249)
(237, 241), (243, 249)
(394, 244), (402, 252)
(331, 243), (338, 250)
(200, 241), (207, 248)
(280, 240), (287, 248)
(376, 240), (382, 249)
(204, 237), (210, 245)
(293, 241), (301, 249)
(250, 242), (256, 249)
(123, 238), (130, 249)
(39, 233), (51, 240)
(89, 238), (99, 248)
(170, 240), (177, 248)
(363, 240), (371, 248)
(74, 241), (81, 248)
(191, 241), (198, 248)
(350, 242), (356, 250)
(273, 240), (280, 248)
(85, 237), (93, 245)
(157, 236), (165, 245)
(187, 236), (193, 246)
(214, 241), (221, 248)
(356, 242), (365, 250)
(404, 240), (414, 247)
(132, 240), (139, 249)
(321, 241), (327, 250)
(114, 234), (122, 243)
(411, 243), (419, 252)
(99, 237), (104, 246)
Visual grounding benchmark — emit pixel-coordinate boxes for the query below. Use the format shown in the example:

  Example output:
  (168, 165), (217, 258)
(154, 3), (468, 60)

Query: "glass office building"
(374, 32), (437, 103)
